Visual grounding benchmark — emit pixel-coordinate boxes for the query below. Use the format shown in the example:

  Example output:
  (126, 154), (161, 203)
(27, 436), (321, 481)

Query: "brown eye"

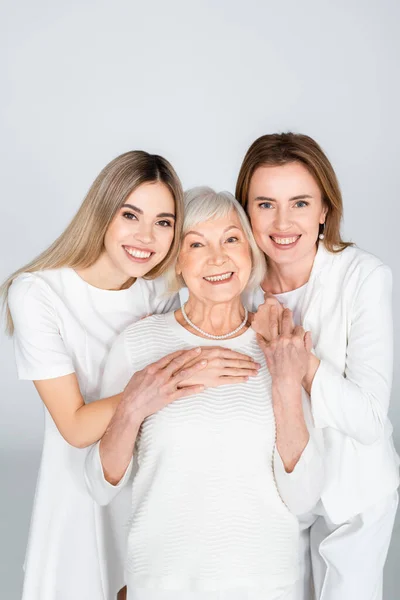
(122, 212), (137, 220)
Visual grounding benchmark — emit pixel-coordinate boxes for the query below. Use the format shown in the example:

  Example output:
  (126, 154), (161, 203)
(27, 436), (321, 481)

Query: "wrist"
(302, 355), (320, 394)
(120, 393), (145, 427)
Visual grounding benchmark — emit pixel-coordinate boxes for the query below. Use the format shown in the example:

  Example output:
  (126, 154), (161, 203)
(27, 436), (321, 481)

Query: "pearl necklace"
(181, 303), (249, 340)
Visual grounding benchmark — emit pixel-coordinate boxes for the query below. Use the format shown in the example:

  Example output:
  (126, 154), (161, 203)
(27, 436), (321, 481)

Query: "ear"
(320, 203), (328, 224)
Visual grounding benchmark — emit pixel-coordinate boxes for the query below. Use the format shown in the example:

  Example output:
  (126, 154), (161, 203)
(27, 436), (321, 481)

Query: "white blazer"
(245, 244), (399, 524)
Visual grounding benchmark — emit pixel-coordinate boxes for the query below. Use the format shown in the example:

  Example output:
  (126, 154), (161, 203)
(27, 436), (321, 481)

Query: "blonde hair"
(1, 151), (184, 334)
(236, 132), (353, 253)
(167, 186), (266, 292)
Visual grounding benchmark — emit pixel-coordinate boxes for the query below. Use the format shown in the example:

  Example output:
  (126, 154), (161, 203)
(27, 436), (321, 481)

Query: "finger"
(304, 331), (313, 353)
(256, 333), (269, 353)
(281, 308), (294, 336)
(214, 376), (250, 386)
(219, 367), (259, 377)
(148, 349), (193, 374)
(171, 385), (205, 401)
(163, 348), (203, 376)
(269, 306), (279, 340)
(293, 325), (306, 341)
(217, 358), (261, 370)
(169, 359), (208, 385)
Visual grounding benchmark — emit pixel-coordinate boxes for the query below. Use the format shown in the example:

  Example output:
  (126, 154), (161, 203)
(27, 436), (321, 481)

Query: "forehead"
(249, 163), (321, 199)
(124, 181), (175, 212)
(185, 210), (244, 235)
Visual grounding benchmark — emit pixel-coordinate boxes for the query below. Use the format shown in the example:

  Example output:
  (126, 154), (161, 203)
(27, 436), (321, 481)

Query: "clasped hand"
(253, 299), (312, 385)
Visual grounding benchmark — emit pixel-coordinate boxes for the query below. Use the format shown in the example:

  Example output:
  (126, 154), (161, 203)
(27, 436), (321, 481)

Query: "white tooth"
(205, 272), (232, 282)
(273, 236), (298, 245)
(126, 247), (151, 258)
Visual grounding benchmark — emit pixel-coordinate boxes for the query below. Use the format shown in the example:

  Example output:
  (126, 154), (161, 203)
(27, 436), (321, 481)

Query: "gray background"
(1, 0), (399, 598)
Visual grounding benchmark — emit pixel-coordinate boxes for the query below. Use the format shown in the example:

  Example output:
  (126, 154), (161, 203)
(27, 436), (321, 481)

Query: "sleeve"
(8, 275), (75, 380)
(274, 392), (325, 516)
(85, 330), (136, 505)
(145, 275), (181, 315)
(311, 265), (393, 445)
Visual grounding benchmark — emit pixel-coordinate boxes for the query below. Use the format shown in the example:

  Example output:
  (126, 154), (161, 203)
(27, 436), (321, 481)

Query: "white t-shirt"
(273, 284), (308, 327)
(85, 312), (324, 600)
(243, 284), (308, 327)
(8, 268), (179, 600)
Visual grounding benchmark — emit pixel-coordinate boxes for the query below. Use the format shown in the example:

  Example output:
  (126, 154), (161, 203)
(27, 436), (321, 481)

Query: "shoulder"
(323, 245), (390, 288)
(123, 313), (168, 340)
(109, 313), (175, 371)
(137, 275), (169, 297)
(8, 271), (54, 313)
(138, 275), (180, 314)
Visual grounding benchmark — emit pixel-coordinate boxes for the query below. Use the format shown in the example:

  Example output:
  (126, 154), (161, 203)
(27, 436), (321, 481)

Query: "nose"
(273, 207), (292, 231)
(134, 221), (155, 245)
(207, 246), (228, 266)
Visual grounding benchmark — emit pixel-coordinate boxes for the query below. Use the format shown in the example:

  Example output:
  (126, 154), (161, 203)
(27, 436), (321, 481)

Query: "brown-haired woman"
(1, 151), (257, 600)
(236, 133), (399, 600)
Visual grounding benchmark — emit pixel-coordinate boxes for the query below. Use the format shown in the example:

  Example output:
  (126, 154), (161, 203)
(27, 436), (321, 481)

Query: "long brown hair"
(1, 150), (184, 334)
(235, 132), (353, 253)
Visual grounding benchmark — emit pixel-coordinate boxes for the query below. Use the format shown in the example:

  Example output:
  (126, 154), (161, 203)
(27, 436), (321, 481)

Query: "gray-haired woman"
(85, 187), (324, 600)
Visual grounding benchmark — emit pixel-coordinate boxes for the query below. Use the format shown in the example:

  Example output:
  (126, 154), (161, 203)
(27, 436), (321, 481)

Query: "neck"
(263, 244), (317, 294)
(75, 252), (134, 291)
(179, 295), (248, 338)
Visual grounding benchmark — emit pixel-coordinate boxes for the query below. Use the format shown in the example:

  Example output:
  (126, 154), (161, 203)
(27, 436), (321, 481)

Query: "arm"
(273, 390), (324, 515)
(8, 276), (124, 448)
(85, 341), (207, 505)
(272, 380), (309, 473)
(304, 265), (393, 445)
(34, 377), (123, 448)
(258, 309), (324, 514)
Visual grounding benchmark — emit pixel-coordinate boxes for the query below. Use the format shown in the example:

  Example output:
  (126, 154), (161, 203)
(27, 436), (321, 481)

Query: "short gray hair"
(167, 186), (266, 292)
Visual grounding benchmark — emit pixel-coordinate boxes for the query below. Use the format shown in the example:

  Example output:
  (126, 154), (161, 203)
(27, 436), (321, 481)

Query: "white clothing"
(85, 311), (325, 599)
(8, 268), (179, 600)
(127, 587), (295, 600)
(309, 491), (398, 600)
(243, 243), (399, 524)
(273, 284), (308, 325)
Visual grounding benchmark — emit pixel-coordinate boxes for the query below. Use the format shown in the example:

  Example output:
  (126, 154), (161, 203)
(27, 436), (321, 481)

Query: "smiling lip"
(203, 271), (234, 285)
(270, 235), (301, 249)
(123, 245), (155, 263)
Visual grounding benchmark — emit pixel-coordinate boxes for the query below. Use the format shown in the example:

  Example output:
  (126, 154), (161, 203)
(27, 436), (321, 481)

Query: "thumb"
(304, 331), (313, 353)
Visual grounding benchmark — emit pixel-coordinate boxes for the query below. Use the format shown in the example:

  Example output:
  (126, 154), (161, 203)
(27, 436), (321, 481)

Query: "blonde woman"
(1, 154), (258, 600)
(236, 133), (399, 600)
(85, 188), (324, 600)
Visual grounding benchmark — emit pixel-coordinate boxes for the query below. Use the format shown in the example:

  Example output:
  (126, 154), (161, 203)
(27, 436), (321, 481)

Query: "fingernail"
(200, 360), (207, 366)
(195, 347), (201, 353)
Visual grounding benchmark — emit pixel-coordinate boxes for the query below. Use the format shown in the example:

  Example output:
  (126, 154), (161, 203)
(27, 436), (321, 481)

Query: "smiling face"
(177, 210), (253, 304)
(247, 162), (327, 267)
(103, 181), (176, 279)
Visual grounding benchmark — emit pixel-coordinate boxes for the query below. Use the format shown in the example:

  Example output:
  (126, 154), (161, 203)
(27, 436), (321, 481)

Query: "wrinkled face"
(177, 210), (253, 304)
(104, 181), (175, 279)
(247, 162), (327, 267)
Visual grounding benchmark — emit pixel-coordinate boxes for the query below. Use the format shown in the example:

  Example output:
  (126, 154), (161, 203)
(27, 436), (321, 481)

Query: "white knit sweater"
(85, 312), (324, 597)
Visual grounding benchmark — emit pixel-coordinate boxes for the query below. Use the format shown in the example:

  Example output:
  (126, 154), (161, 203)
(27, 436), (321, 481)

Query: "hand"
(251, 292), (284, 341)
(257, 308), (312, 386)
(179, 347), (260, 388)
(122, 348), (207, 423)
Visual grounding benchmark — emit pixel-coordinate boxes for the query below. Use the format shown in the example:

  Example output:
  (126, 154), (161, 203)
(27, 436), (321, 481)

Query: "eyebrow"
(254, 194), (313, 202)
(184, 225), (241, 238)
(121, 203), (175, 219)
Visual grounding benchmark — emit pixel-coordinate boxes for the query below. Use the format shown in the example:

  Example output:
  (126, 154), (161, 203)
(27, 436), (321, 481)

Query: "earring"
(319, 223), (325, 240)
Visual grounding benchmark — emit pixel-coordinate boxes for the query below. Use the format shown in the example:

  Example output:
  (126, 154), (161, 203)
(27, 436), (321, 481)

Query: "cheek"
(105, 218), (131, 246)
(157, 226), (175, 249)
